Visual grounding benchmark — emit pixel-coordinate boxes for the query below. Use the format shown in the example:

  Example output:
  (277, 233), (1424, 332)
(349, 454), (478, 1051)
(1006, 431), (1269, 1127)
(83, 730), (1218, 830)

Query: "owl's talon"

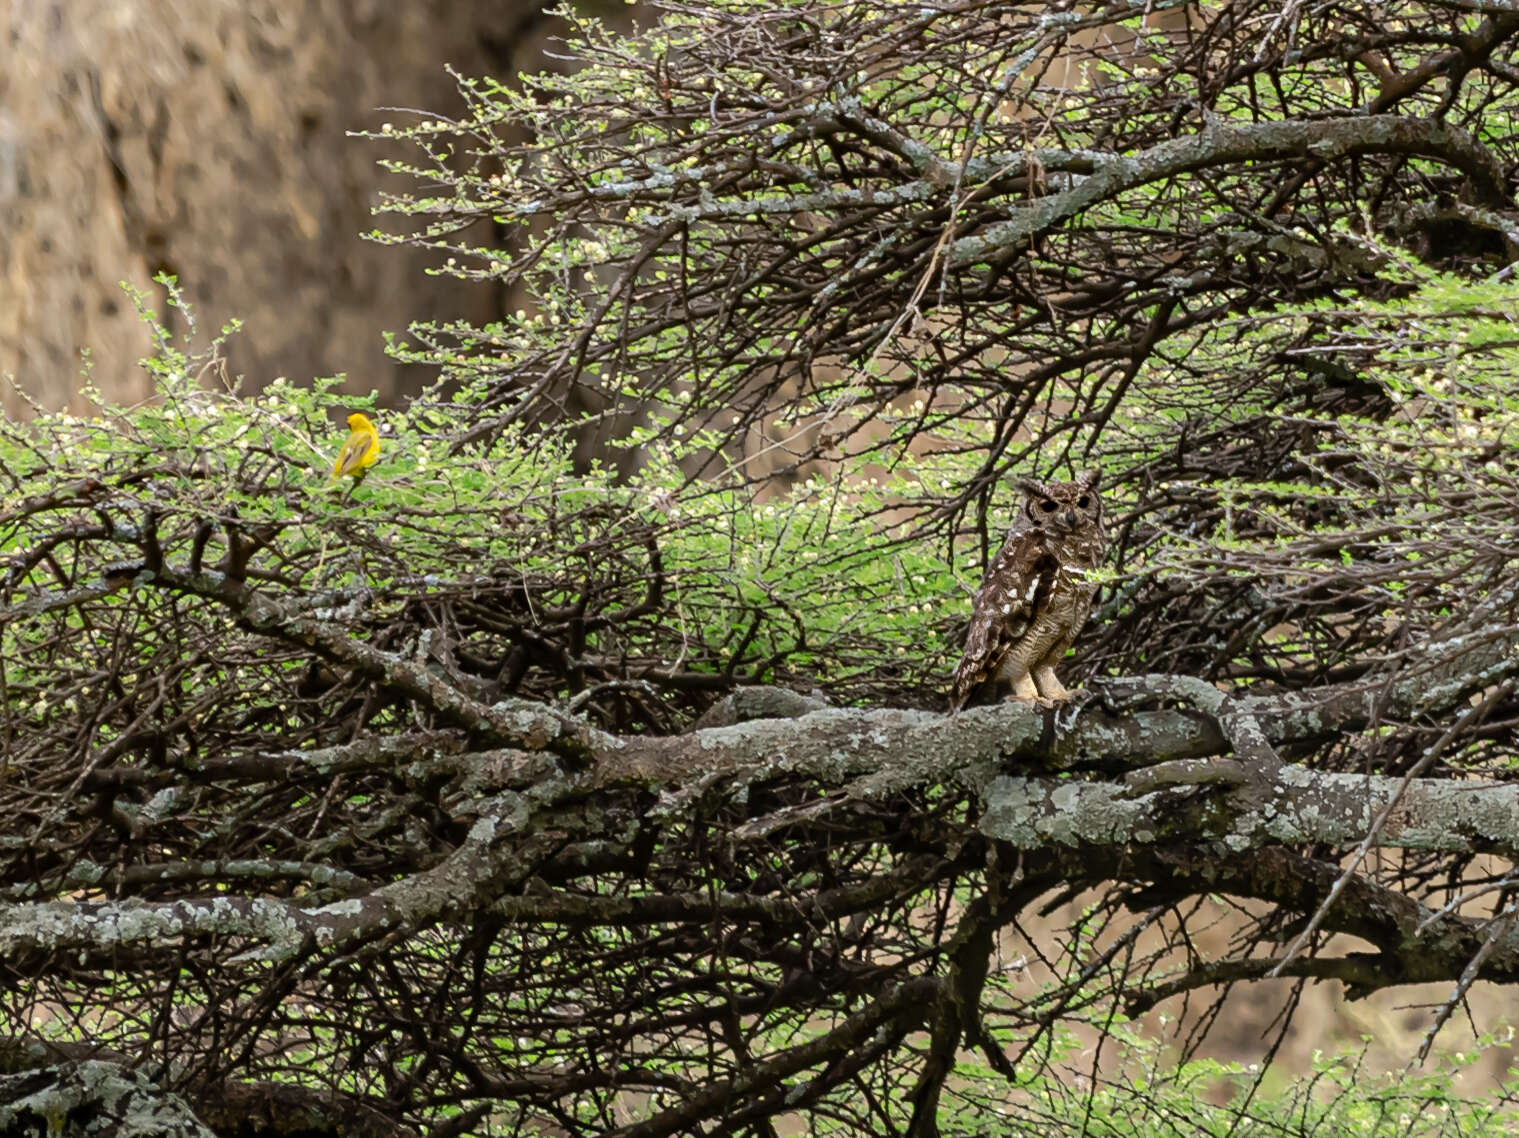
(1007, 694), (1057, 708)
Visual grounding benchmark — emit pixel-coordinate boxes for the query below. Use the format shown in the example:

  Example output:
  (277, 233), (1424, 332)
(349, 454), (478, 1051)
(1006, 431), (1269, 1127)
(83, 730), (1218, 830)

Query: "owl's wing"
(948, 536), (1055, 710)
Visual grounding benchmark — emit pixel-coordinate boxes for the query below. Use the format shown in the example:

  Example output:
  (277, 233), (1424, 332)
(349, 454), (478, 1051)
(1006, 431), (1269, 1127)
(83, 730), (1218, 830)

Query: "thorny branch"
(5, 1), (1519, 1133)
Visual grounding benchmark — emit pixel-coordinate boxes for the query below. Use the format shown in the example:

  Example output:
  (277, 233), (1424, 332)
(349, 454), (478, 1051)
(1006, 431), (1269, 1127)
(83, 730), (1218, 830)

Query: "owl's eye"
(1039, 500), (1057, 513)
(1076, 495), (1090, 508)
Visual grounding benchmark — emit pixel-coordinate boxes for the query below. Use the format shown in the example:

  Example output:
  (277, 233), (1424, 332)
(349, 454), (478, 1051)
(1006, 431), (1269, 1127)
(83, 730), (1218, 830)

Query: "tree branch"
(950, 116), (1508, 267)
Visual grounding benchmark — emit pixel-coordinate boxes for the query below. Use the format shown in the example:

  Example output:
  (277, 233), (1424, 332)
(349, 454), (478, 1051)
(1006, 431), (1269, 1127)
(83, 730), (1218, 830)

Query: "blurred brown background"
(0, 0), (615, 416)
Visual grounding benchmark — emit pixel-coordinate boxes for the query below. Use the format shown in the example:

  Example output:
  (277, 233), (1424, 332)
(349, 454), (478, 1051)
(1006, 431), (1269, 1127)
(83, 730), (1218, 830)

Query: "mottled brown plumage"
(949, 470), (1106, 710)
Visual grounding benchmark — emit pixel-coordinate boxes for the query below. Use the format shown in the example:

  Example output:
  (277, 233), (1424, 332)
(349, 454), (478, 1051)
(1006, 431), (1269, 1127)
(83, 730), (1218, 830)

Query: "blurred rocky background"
(0, 0), (614, 415)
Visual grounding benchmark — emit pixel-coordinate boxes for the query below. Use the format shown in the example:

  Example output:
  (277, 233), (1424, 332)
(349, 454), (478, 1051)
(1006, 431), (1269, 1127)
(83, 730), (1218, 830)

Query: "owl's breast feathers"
(948, 535), (1059, 710)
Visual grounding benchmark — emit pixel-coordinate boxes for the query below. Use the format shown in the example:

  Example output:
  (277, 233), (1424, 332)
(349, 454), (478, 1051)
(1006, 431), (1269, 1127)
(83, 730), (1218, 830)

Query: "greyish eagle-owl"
(949, 471), (1106, 710)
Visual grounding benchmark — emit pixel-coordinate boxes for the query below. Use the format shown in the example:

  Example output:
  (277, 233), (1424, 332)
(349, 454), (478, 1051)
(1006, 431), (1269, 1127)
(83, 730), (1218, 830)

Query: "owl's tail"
(946, 659), (979, 713)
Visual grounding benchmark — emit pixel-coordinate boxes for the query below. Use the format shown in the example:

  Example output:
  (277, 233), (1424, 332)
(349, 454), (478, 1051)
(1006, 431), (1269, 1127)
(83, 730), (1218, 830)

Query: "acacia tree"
(3, 2), (1519, 1135)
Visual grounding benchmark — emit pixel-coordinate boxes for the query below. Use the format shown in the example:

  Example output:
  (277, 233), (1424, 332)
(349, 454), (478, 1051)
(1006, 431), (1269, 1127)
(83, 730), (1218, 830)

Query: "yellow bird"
(329, 412), (381, 484)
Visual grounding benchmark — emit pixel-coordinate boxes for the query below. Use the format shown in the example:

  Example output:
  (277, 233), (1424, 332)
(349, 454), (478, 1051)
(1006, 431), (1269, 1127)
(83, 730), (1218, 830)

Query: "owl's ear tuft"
(1014, 476), (1048, 499)
(1075, 468), (1101, 491)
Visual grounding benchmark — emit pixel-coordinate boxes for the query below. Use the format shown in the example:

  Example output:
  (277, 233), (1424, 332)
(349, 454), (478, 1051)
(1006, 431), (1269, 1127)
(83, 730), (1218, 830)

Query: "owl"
(949, 470), (1106, 710)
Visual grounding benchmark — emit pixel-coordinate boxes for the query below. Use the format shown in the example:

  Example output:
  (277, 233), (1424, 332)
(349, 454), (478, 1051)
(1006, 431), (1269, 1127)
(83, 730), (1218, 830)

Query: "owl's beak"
(1063, 508), (1077, 528)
